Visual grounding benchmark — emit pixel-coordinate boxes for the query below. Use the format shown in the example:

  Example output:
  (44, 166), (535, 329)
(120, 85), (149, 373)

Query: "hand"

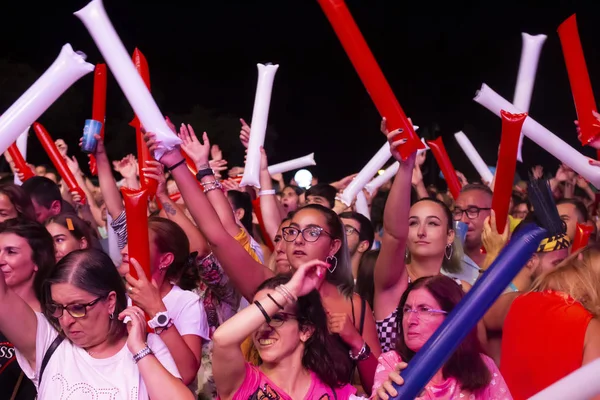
(118, 305), (148, 354)
(271, 172), (284, 182)
(65, 155), (82, 177)
(562, 163), (576, 182)
(221, 178), (241, 192)
(143, 131), (181, 167)
(240, 118), (251, 149)
(382, 118), (415, 166)
(482, 209), (509, 256)
(55, 139), (68, 158)
(209, 159), (228, 180)
(210, 144), (223, 161)
(374, 362), (408, 400)
(555, 164), (568, 182)
(70, 190), (84, 205)
(124, 258), (166, 319)
(576, 175), (589, 189)
(327, 312), (363, 351)
(456, 170), (468, 187)
(284, 259), (328, 298)
(416, 150), (426, 167)
(79, 134), (106, 156)
(14, 167), (25, 182)
(531, 165), (543, 180)
(142, 160), (167, 197)
(331, 173), (358, 191)
(411, 163), (423, 186)
(113, 155), (138, 179)
(178, 124), (210, 167)
(589, 158), (600, 168)
(575, 110), (600, 149)
(259, 147), (269, 172)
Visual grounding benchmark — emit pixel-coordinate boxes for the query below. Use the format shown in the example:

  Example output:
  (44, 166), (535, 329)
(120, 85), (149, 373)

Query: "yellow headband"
(537, 234), (570, 253)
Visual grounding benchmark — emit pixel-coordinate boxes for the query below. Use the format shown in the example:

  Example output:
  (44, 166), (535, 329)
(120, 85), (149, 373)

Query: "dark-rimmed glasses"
(452, 206), (491, 221)
(268, 312), (298, 328)
(344, 225), (361, 236)
(47, 295), (107, 319)
(281, 226), (332, 242)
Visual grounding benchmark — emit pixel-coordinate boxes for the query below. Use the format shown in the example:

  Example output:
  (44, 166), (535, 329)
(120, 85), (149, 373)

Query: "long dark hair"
(0, 183), (36, 221)
(256, 274), (353, 388)
(394, 276), (490, 393)
(298, 204), (354, 296)
(0, 218), (55, 300)
(41, 249), (127, 342)
(355, 250), (378, 309)
(148, 216), (197, 290)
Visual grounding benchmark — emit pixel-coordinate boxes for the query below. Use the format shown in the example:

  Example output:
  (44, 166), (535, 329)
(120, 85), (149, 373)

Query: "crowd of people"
(1, 113), (600, 400)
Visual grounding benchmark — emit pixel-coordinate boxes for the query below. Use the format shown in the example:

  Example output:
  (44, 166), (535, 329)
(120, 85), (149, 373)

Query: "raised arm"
(212, 260), (327, 399)
(0, 270), (38, 367)
(179, 124), (241, 238)
(259, 148), (285, 240)
(86, 134), (124, 219)
(373, 122), (415, 320)
(144, 160), (210, 257)
(147, 132), (273, 301)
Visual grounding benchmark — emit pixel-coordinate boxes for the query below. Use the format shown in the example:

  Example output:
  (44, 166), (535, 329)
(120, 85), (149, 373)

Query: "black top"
(0, 332), (36, 400)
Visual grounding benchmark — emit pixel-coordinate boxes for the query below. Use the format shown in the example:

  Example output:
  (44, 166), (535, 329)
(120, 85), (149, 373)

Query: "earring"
(325, 255), (338, 273)
(109, 312), (114, 320)
(445, 244), (453, 260)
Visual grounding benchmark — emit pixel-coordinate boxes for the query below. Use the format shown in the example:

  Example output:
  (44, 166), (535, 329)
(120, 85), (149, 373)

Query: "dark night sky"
(1, 0), (600, 184)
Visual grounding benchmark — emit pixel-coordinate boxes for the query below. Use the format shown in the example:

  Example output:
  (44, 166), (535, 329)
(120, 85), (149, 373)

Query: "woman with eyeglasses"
(212, 260), (356, 399)
(372, 276), (511, 400)
(146, 131), (382, 395)
(374, 121), (466, 354)
(0, 248), (194, 399)
(0, 218), (55, 400)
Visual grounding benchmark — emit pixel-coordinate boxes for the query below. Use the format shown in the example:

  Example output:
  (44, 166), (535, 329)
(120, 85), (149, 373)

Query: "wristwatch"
(148, 311), (170, 331)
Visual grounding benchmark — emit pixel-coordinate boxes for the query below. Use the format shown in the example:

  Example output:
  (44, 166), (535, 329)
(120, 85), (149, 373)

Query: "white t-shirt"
(15, 312), (180, 400)
(162, 285), (210, 341)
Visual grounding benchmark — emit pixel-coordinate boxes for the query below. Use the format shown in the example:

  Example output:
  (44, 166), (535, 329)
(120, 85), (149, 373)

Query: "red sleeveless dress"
(500, 290), (592, 400)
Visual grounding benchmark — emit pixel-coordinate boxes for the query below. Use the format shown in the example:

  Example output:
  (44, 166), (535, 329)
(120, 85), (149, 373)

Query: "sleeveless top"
(376, 277), (461, 352)
(500, 290), (593, 400)
(0, 332), (36, 400)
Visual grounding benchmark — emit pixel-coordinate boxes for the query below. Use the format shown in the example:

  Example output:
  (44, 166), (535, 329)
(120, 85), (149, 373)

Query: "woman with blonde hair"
(500, 243), (600, 400)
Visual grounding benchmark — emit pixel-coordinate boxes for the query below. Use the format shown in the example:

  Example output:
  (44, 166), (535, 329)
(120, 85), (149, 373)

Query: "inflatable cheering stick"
(558, 15), (600, 146)
(89, 63), (107, 175)
(7, 143), (34, 182)
(0, 44), (93, 155)
(267, 153), (316, 176)
(454, 131), (494, 184)
(572, 223), (594, 252)
(240, 63), (279, 188)
(317, 0), (424, 159)
(33, 123), (86, 204)
(75, 0), (180, 159)
(491, 111), (527, 234)
(427, 137), (462, 200)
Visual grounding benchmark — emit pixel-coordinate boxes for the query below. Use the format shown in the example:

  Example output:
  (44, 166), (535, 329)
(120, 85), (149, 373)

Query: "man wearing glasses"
(339, 212), (374, 281)
(452, 184), (493, 274)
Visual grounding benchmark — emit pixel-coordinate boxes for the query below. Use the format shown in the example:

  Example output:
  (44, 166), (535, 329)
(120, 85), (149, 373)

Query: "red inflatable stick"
(252, 198), (274, 252)
(130, 48), (157, 197)
(7, 143), (34, 181)
(557, 14), (600, 146)
(33, 123), (86, 204)
(427, 137), (461, 200)
(89, 63), (107, 175)
(572, 222), (594, 252)
(121, 187), (151, 280)
(491, 111), (527, 235)
(317, 0), (424, 160)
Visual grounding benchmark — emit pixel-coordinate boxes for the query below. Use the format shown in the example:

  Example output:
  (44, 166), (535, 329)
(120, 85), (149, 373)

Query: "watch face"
(157, 314), (168, 326)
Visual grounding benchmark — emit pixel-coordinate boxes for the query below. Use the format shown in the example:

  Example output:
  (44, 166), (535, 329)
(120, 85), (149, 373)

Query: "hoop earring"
(325, 255), (338, 273)
(109, 312), (114, 320)
(445, 244), (453, 260)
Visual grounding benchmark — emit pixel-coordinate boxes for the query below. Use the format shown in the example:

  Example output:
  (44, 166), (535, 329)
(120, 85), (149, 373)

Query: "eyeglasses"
(344, 225), (361, 236)
(452, 206), (491, 221)
(268, 312), (298, 328)
(402, 305), (448, 319)
(47, 295), (107, 319)
(281, 226), (332, 243)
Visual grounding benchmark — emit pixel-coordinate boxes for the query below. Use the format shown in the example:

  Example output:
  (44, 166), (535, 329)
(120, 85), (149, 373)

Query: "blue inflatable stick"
(391, 223), (546, 399)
